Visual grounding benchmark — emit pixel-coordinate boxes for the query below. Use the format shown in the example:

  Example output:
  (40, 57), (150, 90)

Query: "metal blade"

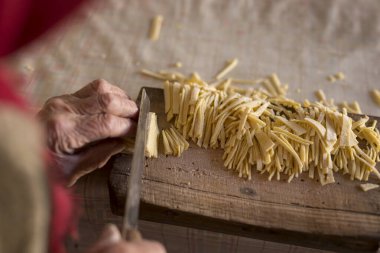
(122, 89), (150, 238)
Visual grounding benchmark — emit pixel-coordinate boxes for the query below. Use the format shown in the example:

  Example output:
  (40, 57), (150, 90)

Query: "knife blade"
(121, 89), (150, 240)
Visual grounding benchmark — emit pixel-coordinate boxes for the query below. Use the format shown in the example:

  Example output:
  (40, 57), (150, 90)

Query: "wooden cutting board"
(109, 87), (380, 253)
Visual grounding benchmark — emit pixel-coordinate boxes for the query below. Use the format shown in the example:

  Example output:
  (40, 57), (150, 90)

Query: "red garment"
(0, 0), (85, 252)
(0, 67), (27, 109)
(0, 0), (85, 56)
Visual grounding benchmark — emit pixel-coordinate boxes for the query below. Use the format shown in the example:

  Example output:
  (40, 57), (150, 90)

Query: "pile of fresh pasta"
(142, 61), (380, 186)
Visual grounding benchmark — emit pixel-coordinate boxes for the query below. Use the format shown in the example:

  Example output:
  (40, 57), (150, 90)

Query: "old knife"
(121, 89), (150, 240)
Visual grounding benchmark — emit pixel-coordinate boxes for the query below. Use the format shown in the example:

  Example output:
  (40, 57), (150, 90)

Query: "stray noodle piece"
(327, 72), (345, 83)
(150, 15), (163, 41)
(140, 69), (166, 80)
(145, 112), (160, 158)
(141, 69), (186, 82)
(216, 58), (238, 80)
(371, 89), (380, 106)
(268, 73), (287, 96)
(315, 89), (326, 101)
(340, 101), (363, 114)
(351, 101), (362, 114)
(174, 62), (182, 68)
(231, 78), (264, 85)
(327, 75), (336, 82)
(360, 183), (379, 192)
(334, 72), (345, 80)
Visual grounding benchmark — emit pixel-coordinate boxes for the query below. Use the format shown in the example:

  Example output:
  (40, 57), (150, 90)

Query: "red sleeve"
(0, 0), (85, 56)
(0, 66), (28, 109)
(0, 0), (86, 250)
(0, 66), (77, 253)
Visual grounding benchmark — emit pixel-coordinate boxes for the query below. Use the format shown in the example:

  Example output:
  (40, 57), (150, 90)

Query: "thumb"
(68, 138), (125, 187)
(97, 224), (122, 249)
(85, 224), (122, 253)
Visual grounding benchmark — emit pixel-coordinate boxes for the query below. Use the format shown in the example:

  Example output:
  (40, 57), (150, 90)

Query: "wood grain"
(109, 87), (380, 253)
(65, 164), (331, 253)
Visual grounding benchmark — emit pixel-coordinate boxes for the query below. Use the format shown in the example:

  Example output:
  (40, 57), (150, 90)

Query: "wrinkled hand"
(38, 79), (138, 186)
(85, 224), (166, 253)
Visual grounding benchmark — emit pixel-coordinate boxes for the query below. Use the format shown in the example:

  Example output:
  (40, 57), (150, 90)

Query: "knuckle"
(99, 93), (116, 112)
(43, 95), (74, 114)
(48, 114), (66, 130)
(46, 115), (70, 153)
(45, 96), (66, 110)
(92, 79), (110, 93)
(127, 100), (138, 111)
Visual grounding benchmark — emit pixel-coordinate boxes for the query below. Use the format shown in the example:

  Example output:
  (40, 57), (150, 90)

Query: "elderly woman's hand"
(38, 79), (138, 186)
(85, 224), (166, 253)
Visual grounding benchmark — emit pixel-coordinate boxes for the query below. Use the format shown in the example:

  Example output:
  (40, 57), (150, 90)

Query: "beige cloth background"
(6, 0), (380, 252)
(8, 0), (380, 116)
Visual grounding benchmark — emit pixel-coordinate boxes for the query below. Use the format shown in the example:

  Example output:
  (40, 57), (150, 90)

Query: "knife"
(121, 89), (150, 240)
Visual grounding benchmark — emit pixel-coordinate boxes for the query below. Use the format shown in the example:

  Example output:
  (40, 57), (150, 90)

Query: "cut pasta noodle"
(139, 61), (380, 186)
(162, 126), (189, 157)
(360, 183), (379, 192)
(145, 112), (159, 158)
(150, 15), (163, 41)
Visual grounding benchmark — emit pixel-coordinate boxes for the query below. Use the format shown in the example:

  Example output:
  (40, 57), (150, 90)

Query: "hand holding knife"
(86, 89), (165, 252)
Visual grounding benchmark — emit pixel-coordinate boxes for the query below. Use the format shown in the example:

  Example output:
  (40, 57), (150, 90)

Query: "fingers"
(40, 79), (141, 187)
(73, 79), (128, 98)
(76, 114), (137, 144)
(85, 224), (166, 253)
(76, 93), (138, 118)
(47, 113), (135, 154)
(67, 138), (125, 186)
(97, 93), (138, 119)
(43, 80), (139, 119)
(106, 240), (166, 253)
(85, 224), (121, 252)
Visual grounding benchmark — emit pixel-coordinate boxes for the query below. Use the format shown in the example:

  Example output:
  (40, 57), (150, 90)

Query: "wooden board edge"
(109, 179), (379, 253)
